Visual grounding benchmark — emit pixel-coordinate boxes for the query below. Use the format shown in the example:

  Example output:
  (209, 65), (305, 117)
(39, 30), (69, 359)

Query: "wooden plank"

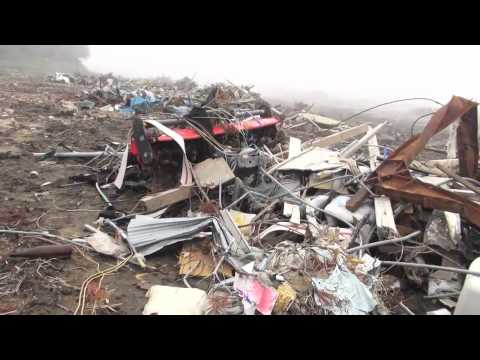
(140, 185), (192, 212)
(179, 241), (233, 278)
(374, 196), (398, 239)
(367, 126), (398, 239)
(306, 124), (369, 149)
(301, 113), (340, 128)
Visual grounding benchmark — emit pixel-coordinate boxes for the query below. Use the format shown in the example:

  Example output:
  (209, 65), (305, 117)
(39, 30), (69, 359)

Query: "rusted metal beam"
(374, 172), (480, 228)
(347, 97), (479, 224)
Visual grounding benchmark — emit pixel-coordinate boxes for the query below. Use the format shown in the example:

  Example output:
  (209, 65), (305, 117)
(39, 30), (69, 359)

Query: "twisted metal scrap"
(347, 96), (480, 228)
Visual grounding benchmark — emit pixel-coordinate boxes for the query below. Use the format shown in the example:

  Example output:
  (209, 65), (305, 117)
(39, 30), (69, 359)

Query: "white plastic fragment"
(324, 195), (373, 227)
(454, 257), (480, 315)
(427, 308), (451, 315)
(143, 285), (209, 315)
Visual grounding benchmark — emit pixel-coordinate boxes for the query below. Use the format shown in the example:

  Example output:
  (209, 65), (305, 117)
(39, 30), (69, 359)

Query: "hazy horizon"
(83, 45), (480, 106)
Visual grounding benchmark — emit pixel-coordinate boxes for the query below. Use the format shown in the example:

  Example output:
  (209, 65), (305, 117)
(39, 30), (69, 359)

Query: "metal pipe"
(399, 302), (415, 315)
(268, 175), (353, 202)
(340, 122), (387, 158)
(95, 182), (113, 208)
(436, 164), (480, 196)
(0, 229), (91, 250)
(260, 168), (355, 229)
(0, 229), (62, 238)
(381, 260), (480, 277)
(33, 152), (124, 159)
(347, 231), (421, 254)
(102, 219), (146, 268)
(424, 291), (460, 300)
(224, 191), (251, 210)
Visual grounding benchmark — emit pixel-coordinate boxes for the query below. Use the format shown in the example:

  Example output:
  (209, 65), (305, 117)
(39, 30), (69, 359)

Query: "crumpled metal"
(347, 96), (480, 228)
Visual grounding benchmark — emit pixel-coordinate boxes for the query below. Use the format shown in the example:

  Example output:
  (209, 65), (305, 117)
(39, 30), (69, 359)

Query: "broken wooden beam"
(140, 185), (192, 212)
(305, 123), (369, 149)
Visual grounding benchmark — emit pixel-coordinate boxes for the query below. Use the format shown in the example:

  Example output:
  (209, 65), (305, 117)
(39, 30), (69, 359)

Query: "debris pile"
(1, 72), (480, 315)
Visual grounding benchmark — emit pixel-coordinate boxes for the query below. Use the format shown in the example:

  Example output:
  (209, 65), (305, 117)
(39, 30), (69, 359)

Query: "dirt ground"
(0, 76), (450, 315)
(0, 77), (201, 315)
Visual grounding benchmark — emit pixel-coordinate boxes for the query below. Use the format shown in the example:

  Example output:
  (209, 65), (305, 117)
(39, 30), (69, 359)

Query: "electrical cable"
(336, 97), (444, 127)
(410, 112), (435, 137)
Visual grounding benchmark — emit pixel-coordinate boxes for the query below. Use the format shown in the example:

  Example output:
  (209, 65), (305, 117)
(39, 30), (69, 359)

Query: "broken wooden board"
(306, 124), (369, 149)
(300, 113), (340, 128)
(276, 148), (344, 172)
(179, 240), (233, 278)
(367, 126), (398, 239)
(193, 157), (235, 189)
(140, 185), (192, 212)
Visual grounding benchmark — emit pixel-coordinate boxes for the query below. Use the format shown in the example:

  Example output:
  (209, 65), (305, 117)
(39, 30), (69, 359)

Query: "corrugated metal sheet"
(127, 215), (251, 260)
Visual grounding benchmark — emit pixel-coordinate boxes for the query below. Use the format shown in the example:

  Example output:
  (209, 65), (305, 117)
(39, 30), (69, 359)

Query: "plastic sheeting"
(312, 266), (376, 315)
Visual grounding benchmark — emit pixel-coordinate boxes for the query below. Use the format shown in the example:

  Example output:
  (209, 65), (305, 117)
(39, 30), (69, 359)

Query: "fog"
(0, 45), (90, 74)
(84, 45), (480, 106)
(1, 45), (475, 124)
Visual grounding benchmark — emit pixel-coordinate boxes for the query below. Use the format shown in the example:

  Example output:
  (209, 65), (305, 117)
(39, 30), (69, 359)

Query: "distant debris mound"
(0, 45), (91, 76)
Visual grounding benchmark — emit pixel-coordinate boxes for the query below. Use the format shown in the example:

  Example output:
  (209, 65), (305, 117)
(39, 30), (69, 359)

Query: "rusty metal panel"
(347, 96), (480, 222)
(375, 174), (480, 228)
(382, 96), (477, 174)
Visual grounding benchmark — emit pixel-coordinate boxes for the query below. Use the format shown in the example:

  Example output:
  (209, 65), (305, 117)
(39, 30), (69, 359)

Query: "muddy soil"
(0, 77), (192, 315)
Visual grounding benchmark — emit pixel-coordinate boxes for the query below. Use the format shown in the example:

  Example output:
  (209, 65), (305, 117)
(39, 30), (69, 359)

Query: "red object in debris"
(130, 138), (139, 158)
(130, 116), (281, 158)
(155, 116), (281, 142)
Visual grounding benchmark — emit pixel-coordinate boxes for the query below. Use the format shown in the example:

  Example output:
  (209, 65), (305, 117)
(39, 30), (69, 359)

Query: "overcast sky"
(84, 45), (480, 104)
